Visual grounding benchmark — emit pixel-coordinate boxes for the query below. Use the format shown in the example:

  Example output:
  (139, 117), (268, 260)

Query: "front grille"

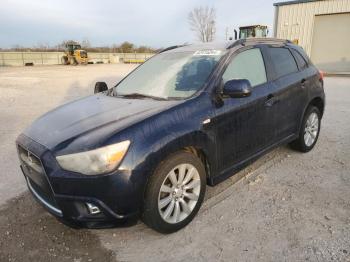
(18, 145), (61, 214)
(26, 177), (62, 216)
(27, 177), (57, 209)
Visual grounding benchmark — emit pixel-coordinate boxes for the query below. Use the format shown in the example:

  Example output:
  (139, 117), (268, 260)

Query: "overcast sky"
(0, 0), (287, 48)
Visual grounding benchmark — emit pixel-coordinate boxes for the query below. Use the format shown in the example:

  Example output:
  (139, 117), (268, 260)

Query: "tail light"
(319, 70), (324, 80)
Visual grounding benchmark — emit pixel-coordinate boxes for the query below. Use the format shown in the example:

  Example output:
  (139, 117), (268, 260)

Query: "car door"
(264, 46), (306, 141)
(289, 47), (315, 121)
(212, 47), (275, 173)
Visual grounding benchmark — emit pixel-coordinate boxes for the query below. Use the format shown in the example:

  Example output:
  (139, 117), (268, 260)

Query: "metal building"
(274, 0), (350, 73)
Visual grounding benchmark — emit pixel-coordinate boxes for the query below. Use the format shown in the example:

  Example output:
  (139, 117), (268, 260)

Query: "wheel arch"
(182, 146), (212, 181)
(149, 131), (216, 180)
(297, 95), (324, 136)
(137, 131), (215, 214)
(139, 130), (217, 194)
(309, 96), (325, 117)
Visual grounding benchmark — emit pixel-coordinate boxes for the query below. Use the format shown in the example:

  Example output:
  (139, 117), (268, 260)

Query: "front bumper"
(16, 134), (144, 228)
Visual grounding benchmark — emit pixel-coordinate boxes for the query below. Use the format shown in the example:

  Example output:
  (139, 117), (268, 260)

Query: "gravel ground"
(0, 65), (349, 262)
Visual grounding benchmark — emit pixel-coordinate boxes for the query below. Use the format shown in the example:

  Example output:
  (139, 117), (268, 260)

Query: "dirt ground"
(0, 65), (349, 262)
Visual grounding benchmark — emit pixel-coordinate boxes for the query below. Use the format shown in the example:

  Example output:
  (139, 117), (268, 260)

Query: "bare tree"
(81, 38), (91, 48)
(188, 6), (216, 42)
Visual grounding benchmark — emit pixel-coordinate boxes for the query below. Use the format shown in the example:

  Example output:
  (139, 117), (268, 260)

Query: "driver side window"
(222, 48), (267, 87)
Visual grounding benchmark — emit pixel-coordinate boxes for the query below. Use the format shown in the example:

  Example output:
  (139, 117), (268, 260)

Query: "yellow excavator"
(234, 25), (269, 39)
(61, 41), (88, 65)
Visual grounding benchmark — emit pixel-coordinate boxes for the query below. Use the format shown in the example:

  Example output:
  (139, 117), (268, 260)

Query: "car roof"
(161, 38), (292, 53)
(163, 42), (229, 53)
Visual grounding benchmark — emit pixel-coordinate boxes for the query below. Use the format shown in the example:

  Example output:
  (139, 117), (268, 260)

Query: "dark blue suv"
(16, 38), (325, 233)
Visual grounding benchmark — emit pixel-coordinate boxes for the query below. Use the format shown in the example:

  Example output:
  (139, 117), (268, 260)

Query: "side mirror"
(222, 79), (252, 98)
(94, 82), (108, 94)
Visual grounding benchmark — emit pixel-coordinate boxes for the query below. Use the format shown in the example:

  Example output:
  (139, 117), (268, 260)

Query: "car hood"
(24, 94), (180, 150)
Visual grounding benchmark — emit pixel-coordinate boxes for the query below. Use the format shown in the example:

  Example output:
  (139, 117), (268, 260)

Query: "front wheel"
(142, 151), (206, 234)
(290, 106), (321, 152)
(69, 57), (77, 65)
(61, 56), (68, 65)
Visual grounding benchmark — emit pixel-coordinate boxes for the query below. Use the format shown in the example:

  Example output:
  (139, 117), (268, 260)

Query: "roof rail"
(226, 39), (245, 49)
(226, 38), (292, 49)
(158, 44), (187, 53)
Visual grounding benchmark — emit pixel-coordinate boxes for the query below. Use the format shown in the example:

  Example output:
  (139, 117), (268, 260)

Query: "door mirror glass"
(94, 82), (108, 94)
(222, 79), (252, 98)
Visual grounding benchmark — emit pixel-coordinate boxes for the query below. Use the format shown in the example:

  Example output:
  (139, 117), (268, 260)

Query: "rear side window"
(223, 48), (267, 87)
(291, 49), (308, 70)
(268, 47), (298, 79)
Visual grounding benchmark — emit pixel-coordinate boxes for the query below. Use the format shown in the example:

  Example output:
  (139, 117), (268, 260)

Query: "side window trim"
(289, 48), (309, 71)
(266, 46), (299, 81)
(219, 46), (268, 88)
(288, 47), (301, 71)
(259, 45), (276, 82)
(285, 48), (299, 75)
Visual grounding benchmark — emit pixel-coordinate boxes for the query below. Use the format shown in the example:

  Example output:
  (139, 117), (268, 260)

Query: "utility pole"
(225, 27), (229, 41)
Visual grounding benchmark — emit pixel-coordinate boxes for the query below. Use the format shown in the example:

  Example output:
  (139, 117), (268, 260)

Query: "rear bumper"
(17, 134), (144, 228)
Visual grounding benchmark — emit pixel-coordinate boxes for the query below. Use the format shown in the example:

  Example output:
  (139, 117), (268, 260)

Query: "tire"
(142, 151), (206, 234)
(69, 57), (77, 65)
(290, 106), (321, 152)
(61, 56), (68, 65)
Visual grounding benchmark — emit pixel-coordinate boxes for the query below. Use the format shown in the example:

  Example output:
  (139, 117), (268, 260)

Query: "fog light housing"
(86, 203), (101, 215)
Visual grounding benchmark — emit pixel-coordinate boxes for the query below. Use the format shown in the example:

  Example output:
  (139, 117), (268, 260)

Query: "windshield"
(113, 50), (224, 99)
(240, 29), (253, 39)
(255, 28), (267, 37)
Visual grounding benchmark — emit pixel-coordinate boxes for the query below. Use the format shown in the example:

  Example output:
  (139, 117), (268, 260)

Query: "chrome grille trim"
(26, 177), (63, 216)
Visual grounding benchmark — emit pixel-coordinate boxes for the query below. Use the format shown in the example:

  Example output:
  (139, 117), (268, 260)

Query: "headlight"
(56, 140), (130, 175)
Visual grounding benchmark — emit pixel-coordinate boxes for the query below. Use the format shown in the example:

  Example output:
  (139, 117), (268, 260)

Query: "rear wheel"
(290, 106), (321, 152)
(69, 57), (77, 65)
(61, 56), (68, 65)
(142, 151), (206, 234)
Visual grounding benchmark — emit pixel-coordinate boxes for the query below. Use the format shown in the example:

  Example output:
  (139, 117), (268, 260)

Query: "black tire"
(290, 106), (321, 152)
(142, 151), (206, 234)
(61, 56), (68, 65)
(69, 57), (77, 65)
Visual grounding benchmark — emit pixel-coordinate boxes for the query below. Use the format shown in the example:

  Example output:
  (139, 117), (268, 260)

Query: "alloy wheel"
(304, 112), (319, 147)
(158, 163), (201, 224)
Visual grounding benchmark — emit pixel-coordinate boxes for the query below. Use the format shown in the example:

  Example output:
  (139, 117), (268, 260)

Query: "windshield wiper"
(117, 93), (167, 101)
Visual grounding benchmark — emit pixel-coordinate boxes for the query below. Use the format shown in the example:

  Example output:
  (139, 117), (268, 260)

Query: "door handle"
(265, 94), (276, 107)
(301, 78), (306, 88)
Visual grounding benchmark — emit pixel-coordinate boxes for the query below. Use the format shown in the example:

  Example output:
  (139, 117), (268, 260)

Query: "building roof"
(274, 0), (321, 7)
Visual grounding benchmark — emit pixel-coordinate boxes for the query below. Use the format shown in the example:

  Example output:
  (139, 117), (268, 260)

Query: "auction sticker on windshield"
(193, 50), (222, 56)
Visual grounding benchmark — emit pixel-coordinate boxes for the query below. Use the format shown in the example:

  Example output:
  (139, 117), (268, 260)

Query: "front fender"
(114, 94), (216, 209)
(121, 127), (217, 181)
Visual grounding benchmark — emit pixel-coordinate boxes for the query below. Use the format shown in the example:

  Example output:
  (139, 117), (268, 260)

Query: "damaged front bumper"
(16, 134), (142, 228)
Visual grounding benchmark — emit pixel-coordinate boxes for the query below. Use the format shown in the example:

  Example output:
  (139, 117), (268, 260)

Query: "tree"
(188, 6), (216, 42)
(81, 38), (91, 48)
(136, 45), (155, 53)
(56, 40), (75, 51)
(120, 41), (134, 53)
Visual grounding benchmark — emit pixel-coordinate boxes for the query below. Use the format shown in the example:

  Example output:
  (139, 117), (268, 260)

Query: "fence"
(0, 52), (154, 66)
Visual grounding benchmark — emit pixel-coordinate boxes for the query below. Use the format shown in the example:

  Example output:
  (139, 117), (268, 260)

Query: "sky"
(0, 0), (287, 48)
